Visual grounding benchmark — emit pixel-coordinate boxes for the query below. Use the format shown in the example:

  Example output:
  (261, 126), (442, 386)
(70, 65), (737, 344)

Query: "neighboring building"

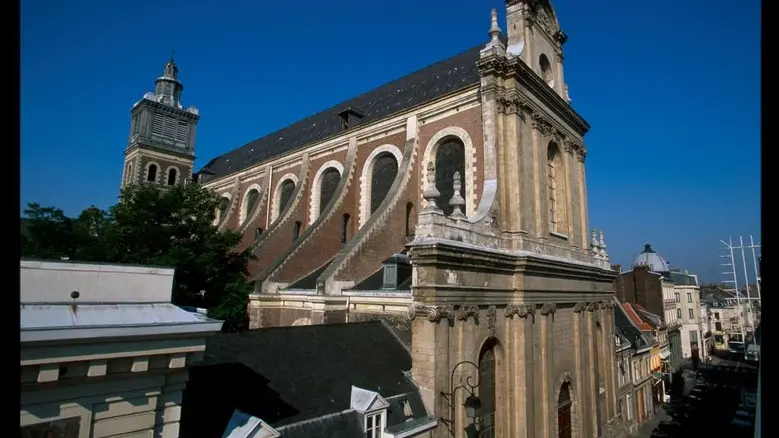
(614, 300), (654, 434)
(668, 270), (704, 361)
(20, 259), (223, 438)
(180, 321), (437, 438)
(623, 303), (667, 415)
(613, 243), (683, 372)
(123, 2), (629, 437)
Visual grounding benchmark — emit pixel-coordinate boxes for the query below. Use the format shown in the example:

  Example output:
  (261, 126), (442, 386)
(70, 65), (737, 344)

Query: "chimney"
(382, 253), (411, 290)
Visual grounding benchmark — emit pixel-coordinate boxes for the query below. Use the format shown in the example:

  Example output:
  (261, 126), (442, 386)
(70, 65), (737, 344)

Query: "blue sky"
(21, 0), (761, 283)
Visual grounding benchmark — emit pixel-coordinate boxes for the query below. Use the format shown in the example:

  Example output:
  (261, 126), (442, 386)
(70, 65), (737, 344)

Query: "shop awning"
(660, 350), (671, 359)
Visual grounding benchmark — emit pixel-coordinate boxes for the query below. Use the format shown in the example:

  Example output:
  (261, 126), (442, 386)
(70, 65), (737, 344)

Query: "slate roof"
(614, 301), (652, 351)
(179, 321), (421, 438)
(198, 39), (495, 182)
(668, 270), (698, 286)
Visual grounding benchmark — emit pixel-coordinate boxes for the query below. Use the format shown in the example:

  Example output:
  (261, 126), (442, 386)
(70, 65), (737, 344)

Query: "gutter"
(385, 418), (439, 438)
(21, 321), (224, 343)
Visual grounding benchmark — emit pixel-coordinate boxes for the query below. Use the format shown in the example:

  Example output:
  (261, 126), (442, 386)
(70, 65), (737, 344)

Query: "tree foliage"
(21, 184), (254, 332)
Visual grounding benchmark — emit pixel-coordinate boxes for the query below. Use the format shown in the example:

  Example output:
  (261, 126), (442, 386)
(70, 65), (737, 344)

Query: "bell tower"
(505, 0), (570, 101)
(121, 54), (200, 190)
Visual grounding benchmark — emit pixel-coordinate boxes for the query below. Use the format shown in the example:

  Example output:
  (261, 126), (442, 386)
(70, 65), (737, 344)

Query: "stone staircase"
(257, 139), (359, 286)
(320, 135), (418, 292)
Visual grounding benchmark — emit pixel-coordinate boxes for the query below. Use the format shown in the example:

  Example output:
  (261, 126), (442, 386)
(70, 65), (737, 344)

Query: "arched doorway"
(557, 382), (572, 438)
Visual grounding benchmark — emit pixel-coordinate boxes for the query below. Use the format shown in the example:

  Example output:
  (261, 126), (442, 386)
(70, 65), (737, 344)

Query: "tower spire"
(154, 54), (184, 108)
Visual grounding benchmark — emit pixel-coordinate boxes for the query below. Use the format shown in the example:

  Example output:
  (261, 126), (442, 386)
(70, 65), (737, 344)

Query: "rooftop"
(614, 301), (652, 351)
(197, 38), (498, 182)
(180, 321), (427, 437)
(20, 259), (222, 343)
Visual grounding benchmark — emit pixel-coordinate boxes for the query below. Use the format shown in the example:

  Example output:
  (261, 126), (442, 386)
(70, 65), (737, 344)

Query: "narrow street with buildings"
(634, 356), (758, 438)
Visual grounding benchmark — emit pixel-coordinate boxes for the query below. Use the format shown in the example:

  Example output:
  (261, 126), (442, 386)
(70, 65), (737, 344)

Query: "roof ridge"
(199, 37), (499, 180)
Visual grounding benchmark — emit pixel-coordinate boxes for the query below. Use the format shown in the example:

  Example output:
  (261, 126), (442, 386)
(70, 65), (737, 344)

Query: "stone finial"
(489, 9), (502, 42)
(481, 8), (506, 55)
(590, 229), (601, 260)
(598, 230), (609, 262)
(448, 171), (467, 219)
(422, 162), (442, 213)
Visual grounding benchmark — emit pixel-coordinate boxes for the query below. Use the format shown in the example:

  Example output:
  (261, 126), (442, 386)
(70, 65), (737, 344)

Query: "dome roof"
(632, 243), (670, 273)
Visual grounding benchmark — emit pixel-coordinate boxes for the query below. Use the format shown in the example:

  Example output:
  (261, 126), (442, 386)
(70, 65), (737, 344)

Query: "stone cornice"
(408, 238), (618, 282)
(477, 53), (590, 136)
(133, 98), (200, 122)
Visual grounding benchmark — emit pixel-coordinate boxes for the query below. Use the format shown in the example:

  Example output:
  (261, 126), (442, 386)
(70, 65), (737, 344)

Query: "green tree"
(21, 184), (254, 332)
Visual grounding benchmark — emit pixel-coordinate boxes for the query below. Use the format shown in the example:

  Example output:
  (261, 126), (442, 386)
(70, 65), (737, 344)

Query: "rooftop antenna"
(170, 48), (175, 62)
(720, 237), (746, 360)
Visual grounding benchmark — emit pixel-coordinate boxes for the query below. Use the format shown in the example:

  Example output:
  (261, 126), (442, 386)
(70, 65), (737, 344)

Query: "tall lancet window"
(370, 153), (399, 214)
(478, 339), (497, 438)
(557, 383), (572, 438)
(547, 143), (568, 235)
(319, 168), (341, 214)
(435, 138), (466, 216)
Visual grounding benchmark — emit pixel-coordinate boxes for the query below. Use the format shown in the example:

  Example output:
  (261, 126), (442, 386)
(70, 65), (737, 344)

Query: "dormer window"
(365, 412), (384, 438)
(337, 108), (364, 131)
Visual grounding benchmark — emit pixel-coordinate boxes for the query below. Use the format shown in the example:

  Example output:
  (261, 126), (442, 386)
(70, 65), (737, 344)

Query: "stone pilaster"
(507, 304), (536, 438)
(496, 92), (523, 232)
(560, 137), (576, 244)
(576, 147), (589, 250)
(572, 302), (588, 438)
(531, 113), (553, 238)
(586, 301), (599, 435)
(540, 302), (556, 438)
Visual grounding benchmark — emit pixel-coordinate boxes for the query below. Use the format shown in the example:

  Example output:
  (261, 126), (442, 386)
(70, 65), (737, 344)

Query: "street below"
(635, 356), (758, 438)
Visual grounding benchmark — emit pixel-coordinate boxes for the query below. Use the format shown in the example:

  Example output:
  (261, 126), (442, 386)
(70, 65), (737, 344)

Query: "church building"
(120, 1), (626, 437)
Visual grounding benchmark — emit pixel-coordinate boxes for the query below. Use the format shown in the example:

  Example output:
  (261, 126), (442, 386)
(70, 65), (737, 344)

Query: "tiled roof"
(614, 301), (651, 351)
(621, 302), (653, 331)
(632, 304), (660, 329)
(198, 38), (497, 182)
(180, 321), (421, 437)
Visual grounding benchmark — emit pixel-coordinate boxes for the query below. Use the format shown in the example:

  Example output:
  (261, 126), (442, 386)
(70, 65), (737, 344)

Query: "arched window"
(242, 189), (261, 225)
(370, 153), (399, 214)
(167, 168), (178, 186)
(405, 202), (414, 238)
(547, 143), (568, 235)
(147, 164), (158, 183)
(478, 340), (497, 438)
(319, 168), (341, 214)
(126, 163), (133, 182)
(435, 139), (466, 217)
(539, 54), (554, 87)
(217, 196), (230, 224)
(557, 383), (572, 438)
(293, 221), (302, 242)
(275, 179), (296, 220)
(341, 213), (350, 243)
